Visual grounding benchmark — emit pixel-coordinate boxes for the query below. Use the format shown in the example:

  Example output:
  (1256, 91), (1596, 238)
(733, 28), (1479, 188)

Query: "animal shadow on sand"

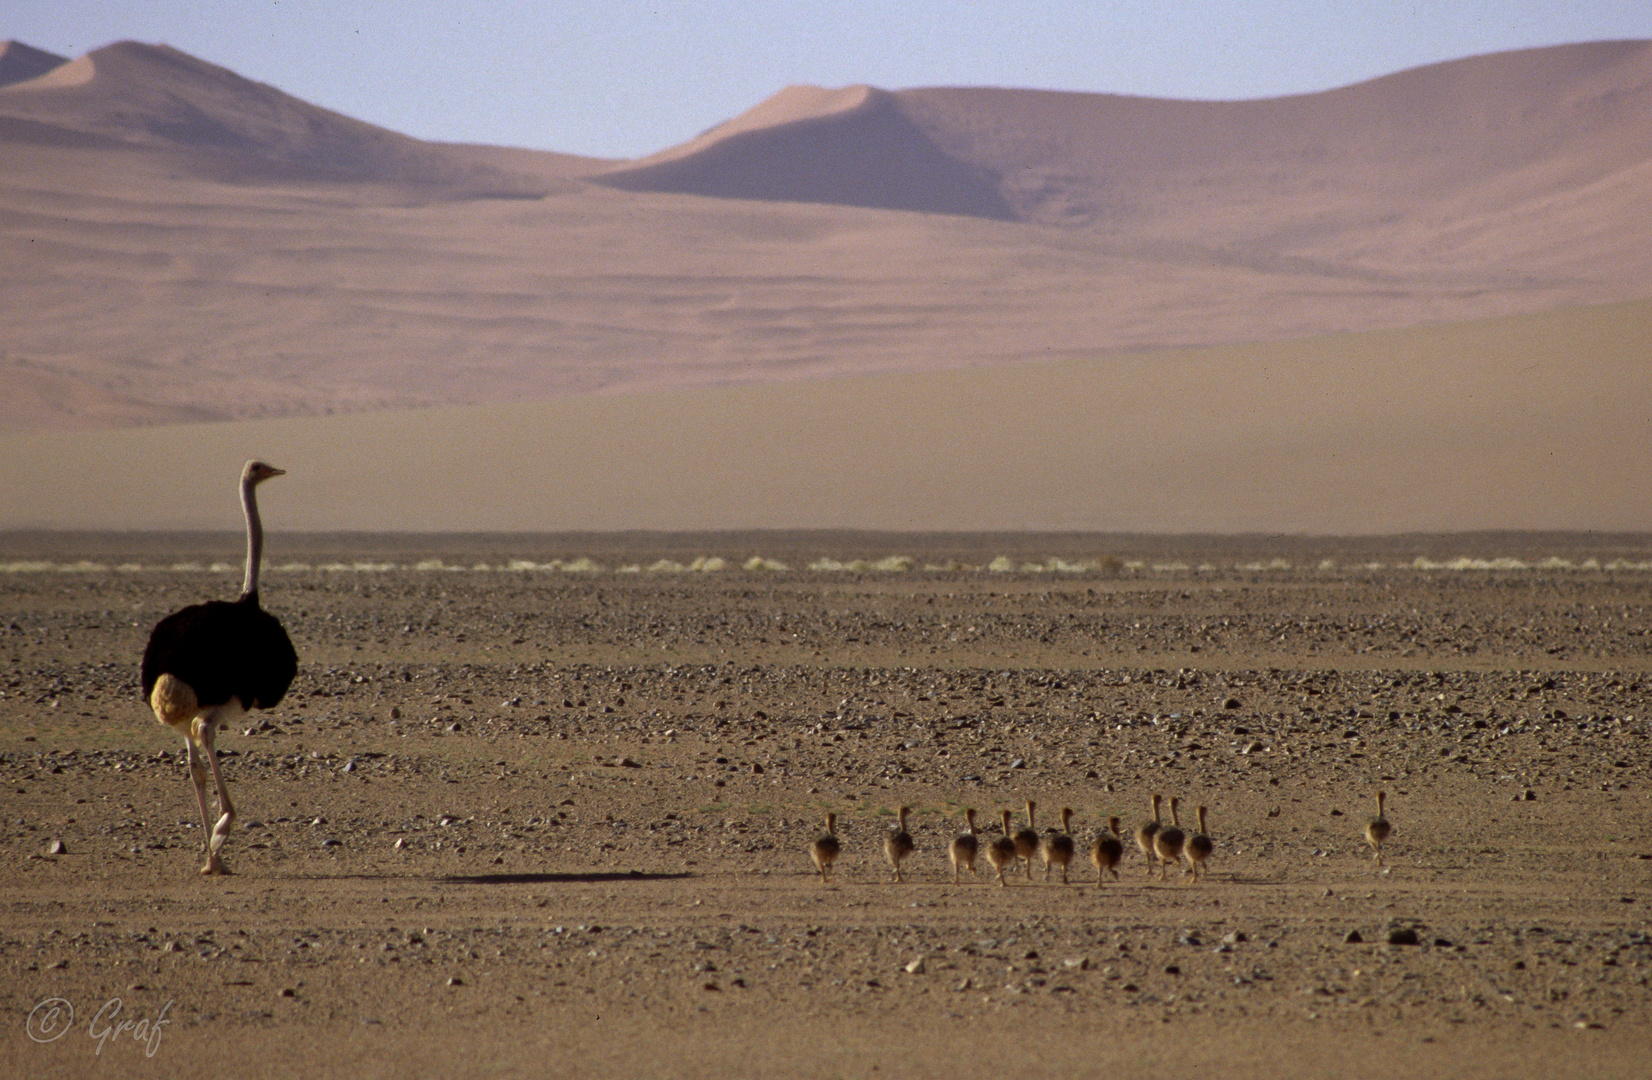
(286, 870), (695, 885)
(439, 871), (694, 885)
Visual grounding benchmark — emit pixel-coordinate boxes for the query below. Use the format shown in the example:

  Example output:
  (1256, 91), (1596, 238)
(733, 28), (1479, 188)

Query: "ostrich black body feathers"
(141, 591), (297, 711)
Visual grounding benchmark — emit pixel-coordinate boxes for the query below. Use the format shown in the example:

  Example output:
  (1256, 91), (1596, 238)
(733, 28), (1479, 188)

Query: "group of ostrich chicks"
(142, 463), (1397, 884)
(810, 792), (1395, 886)
(809, 796), (1212, 888)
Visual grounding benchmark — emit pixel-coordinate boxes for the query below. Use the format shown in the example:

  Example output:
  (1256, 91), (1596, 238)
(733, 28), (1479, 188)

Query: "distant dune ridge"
(600, 40), (1652, 228)
(1, 37), (1650, 531)
(0, 40), (540, 190)
(0, 40), (66, 87)
(597, 85), (1016, 219)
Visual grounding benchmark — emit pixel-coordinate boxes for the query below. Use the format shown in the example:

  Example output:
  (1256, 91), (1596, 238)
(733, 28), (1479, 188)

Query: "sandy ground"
(3, 296), (1650, 535)
(2, 533), (1650, 1078)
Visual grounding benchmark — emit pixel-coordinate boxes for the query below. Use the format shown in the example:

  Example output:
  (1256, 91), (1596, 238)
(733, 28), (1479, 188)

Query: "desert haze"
(0, 37), (1649, 531)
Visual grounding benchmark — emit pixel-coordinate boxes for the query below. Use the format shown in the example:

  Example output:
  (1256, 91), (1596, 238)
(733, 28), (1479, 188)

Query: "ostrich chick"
(1365, 791), (1392, 868)
(811, 812), (841, 883)
(1135, 794), (1163, 877)
(987, 809), (1019, 886)
(1186, 805), (1214, 881)
(1013, 800), (1041, 881)
(885, 806), (915, 882)
(1154, 796), (1187, 882)
(949, 808), (980, 884)
(1090, 816), (1124, 885)
(1042, 807), (1076, 883)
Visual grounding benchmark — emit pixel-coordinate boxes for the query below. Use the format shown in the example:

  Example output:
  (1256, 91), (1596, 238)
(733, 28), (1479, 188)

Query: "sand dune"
(0, 41), (541, 191)
(3, 298), (1647, 533)
(1, 37), (1648, 471)
(0, 40), (65, 87)
(598, 85), (1014, 219)
(601, 41), (1652, 230)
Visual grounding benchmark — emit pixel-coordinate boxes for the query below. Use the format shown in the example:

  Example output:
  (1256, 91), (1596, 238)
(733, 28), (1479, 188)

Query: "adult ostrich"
(141, 460), (297, 875)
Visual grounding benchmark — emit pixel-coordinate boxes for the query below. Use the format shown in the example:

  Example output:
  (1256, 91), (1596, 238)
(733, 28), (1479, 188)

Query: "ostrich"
(1154, 796), (1187, 881)
(1090, 816), (1124, 885)
(987, 809), (1018, 886)
(1365, 791), (1392, 868)
(949, 808), (980, 884)
(884, 805), (915, 882)
(1042, 807), (1076, 883)
(811, 812), (841, 882)
(1134, 794), (1163, 877)
(1186, 805), (1214, 881)
(1013, 799), (1041, 881)
(141, 460), (297, 875)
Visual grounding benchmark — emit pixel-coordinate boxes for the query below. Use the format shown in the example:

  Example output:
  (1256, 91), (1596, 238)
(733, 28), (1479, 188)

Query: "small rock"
(905, 957), (926, 974)
(1387, 928), (1420, 946)
(1221, 930), (1248, 945)
(1008, 758), (1025, 769)
(1344, 930), (1365, 944)
(447, 977), (464, 987)
(45, 838), (66, 855)
(279, 988), (295, 998)
(1523, 789), (1537, 801)
(1223, 697), (1242, 709)
(1062, 957), (1089, 970)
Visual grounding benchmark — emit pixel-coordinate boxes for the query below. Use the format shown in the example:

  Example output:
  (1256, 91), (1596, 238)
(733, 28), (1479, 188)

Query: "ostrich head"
(243, 460), (286, 485)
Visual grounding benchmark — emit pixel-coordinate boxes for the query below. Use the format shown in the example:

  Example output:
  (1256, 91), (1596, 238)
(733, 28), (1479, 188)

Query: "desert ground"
(2, 532), (1650, 1078)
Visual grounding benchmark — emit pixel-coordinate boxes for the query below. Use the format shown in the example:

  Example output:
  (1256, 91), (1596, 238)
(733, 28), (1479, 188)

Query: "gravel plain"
(3, 532), (1650, 1078)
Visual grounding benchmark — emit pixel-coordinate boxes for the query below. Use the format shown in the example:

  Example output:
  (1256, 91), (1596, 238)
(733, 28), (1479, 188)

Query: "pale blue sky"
(8, 2), (1651, 159)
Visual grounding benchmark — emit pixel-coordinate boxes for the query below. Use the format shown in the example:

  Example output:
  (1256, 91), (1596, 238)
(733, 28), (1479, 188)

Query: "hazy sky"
(9, 2), (1652, 159)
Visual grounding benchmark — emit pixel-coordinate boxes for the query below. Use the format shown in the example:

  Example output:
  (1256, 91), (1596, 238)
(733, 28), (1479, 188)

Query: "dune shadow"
(438, 871), (694, 885)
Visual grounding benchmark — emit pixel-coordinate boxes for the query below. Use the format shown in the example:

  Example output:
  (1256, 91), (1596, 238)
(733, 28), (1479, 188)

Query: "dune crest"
(0, 40), (67, 87)
(598, 40), (1652, 231)
(0, 40), (541, 192)
(598, 83), (1012, 219)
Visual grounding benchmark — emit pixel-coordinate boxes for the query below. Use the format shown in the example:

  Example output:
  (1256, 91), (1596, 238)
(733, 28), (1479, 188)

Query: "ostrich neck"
(240, 477), (263, 600)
